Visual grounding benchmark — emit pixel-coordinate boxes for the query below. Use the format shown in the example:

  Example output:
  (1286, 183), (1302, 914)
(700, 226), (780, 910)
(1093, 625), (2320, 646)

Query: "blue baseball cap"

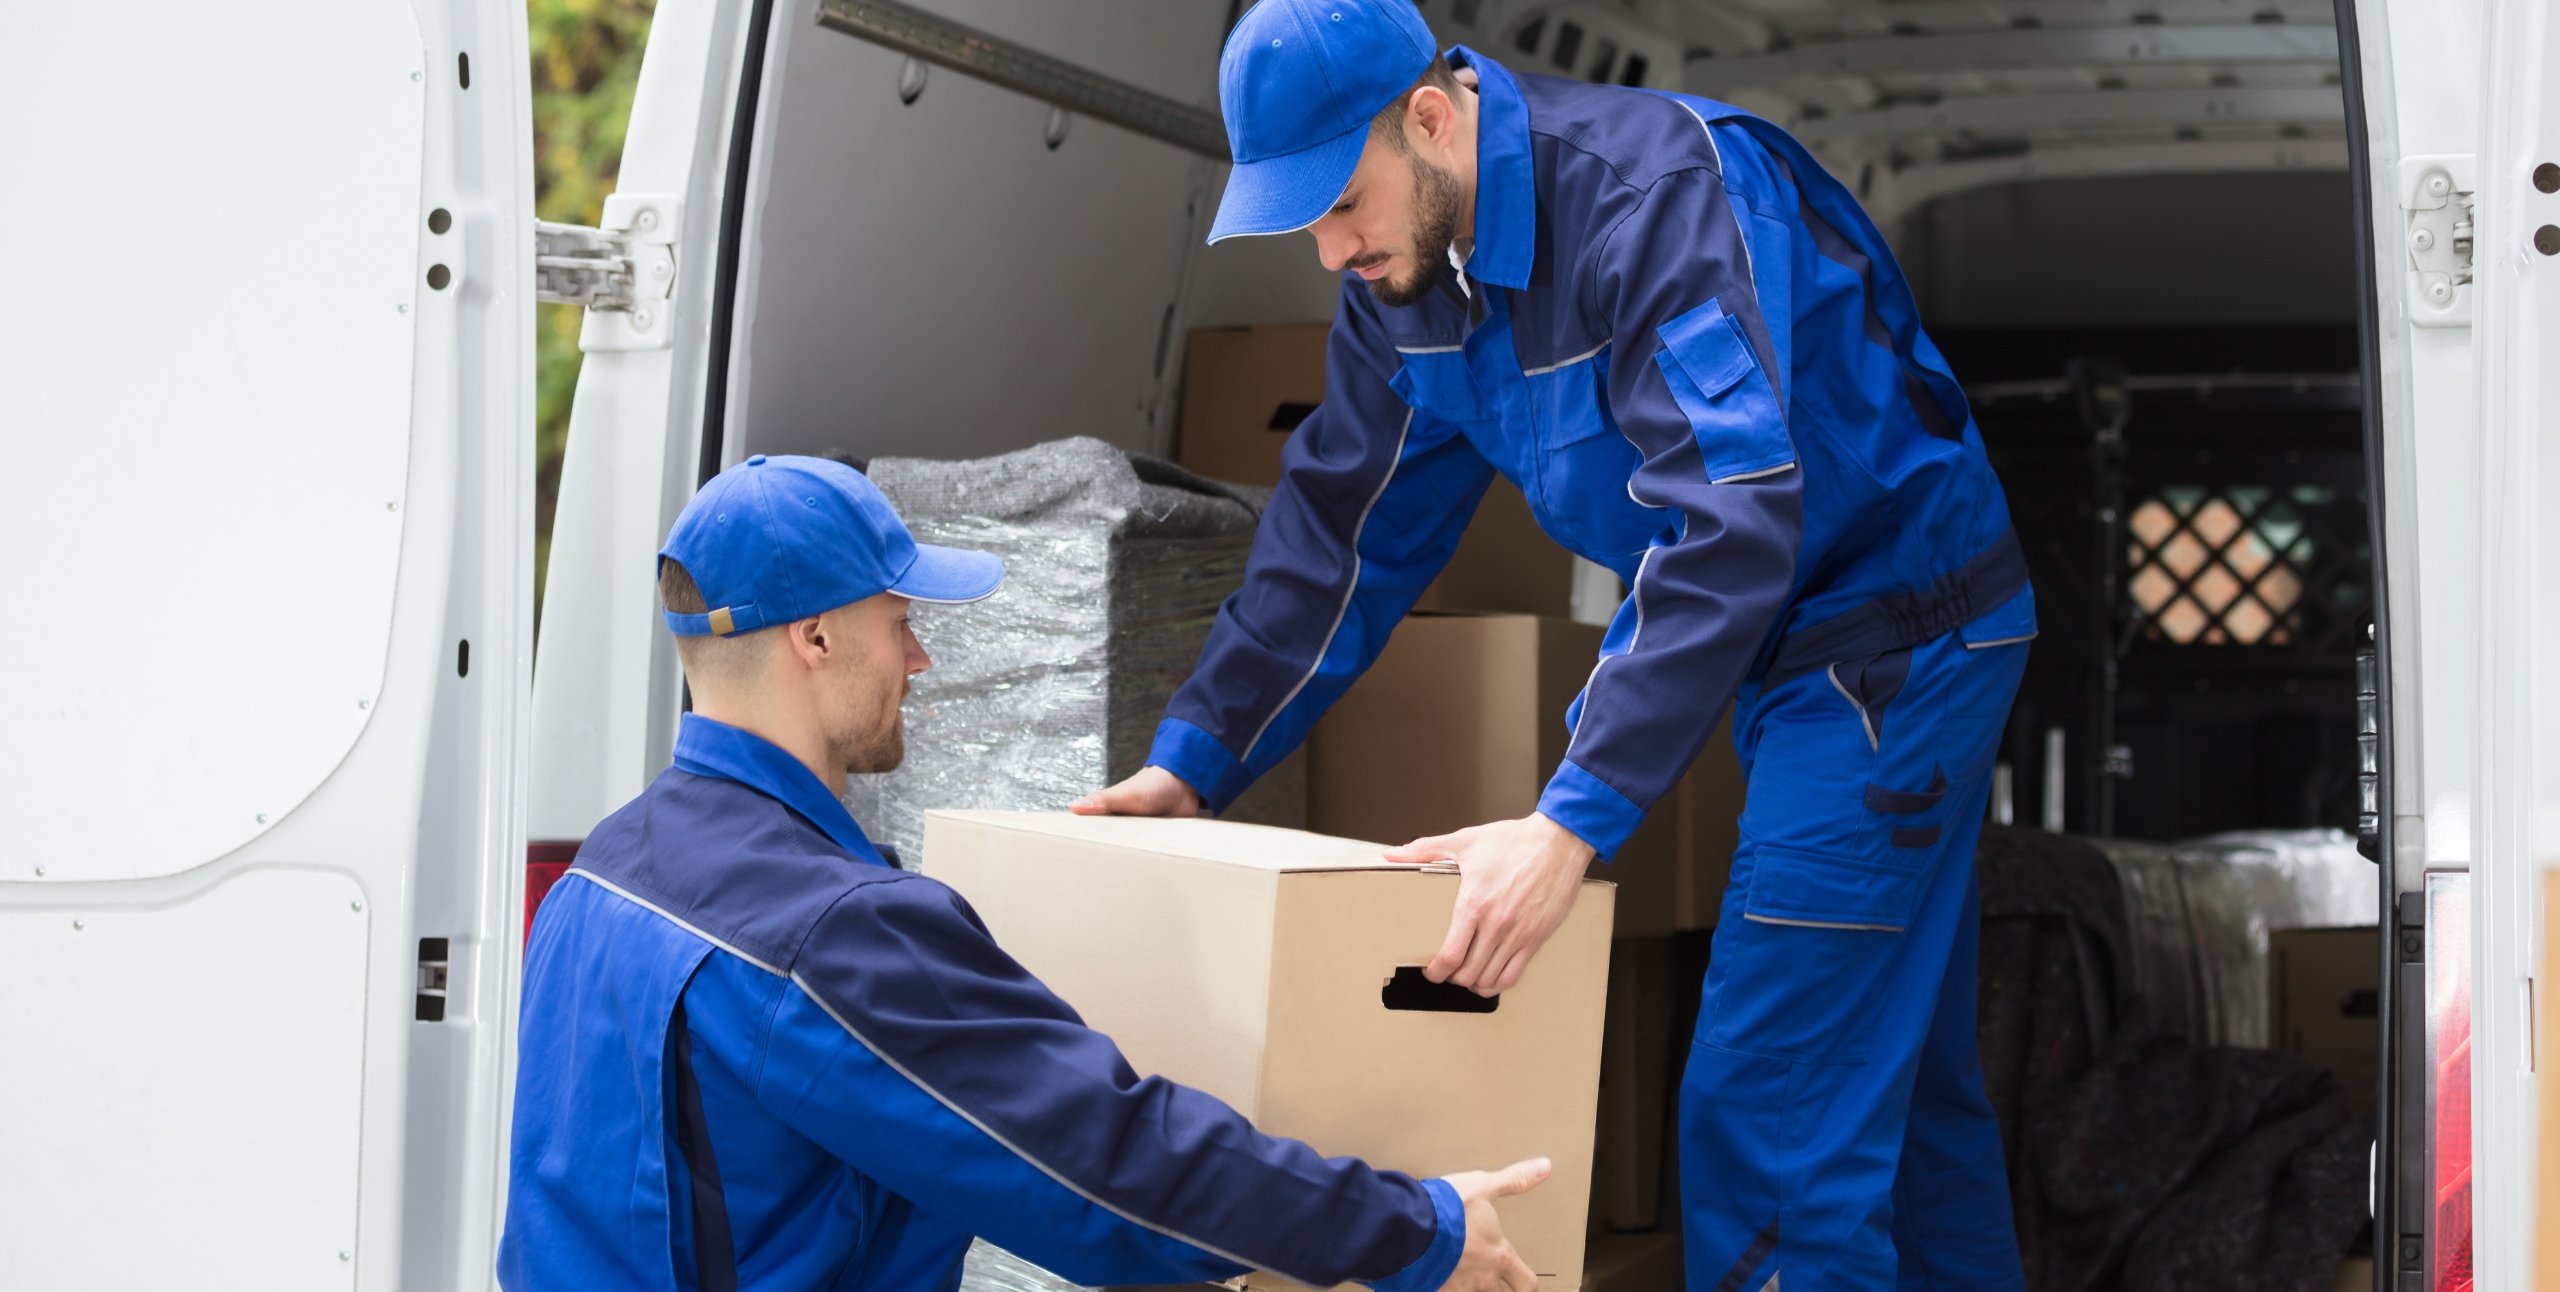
(1208, 0), (1440, 244)
(658, 454), (1004, 637)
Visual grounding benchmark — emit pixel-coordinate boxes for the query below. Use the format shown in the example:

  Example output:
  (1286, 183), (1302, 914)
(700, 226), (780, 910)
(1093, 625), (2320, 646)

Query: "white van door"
(0, 2), (533, 1288)
(2455, 0), (2560, 1283)
(2346, 0), (2554, 1285)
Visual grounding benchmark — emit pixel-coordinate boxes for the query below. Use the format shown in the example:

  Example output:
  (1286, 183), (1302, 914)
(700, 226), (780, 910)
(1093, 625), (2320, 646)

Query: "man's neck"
(691, 697), (839, 791)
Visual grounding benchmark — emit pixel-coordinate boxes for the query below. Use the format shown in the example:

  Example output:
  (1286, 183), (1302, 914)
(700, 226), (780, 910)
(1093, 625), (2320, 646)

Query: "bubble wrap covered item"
(2093, 828), (2377, 1047)
(956, 1241), (1082, 1292)
(839, 437), (1304, 868)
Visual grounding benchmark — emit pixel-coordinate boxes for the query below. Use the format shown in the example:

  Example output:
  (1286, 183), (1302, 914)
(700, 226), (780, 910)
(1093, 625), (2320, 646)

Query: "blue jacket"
(1148, 50), (2032, 856)
(500, 714), (1465, 1291)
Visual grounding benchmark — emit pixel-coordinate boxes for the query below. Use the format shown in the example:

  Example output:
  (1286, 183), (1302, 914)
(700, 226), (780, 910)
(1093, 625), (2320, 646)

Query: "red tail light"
(526, 841), (582, 947)
(2424, 872), (2472, 1292)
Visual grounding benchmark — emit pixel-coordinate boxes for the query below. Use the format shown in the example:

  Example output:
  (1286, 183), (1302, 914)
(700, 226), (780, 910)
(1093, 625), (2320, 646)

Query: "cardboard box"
(1308, 613), (1740, 937)
(1177, 324), (1331, 489)
(1176, 325), (1574, 618)
(2268, 927), (2381, 1121)
(1590, 938), (1677, 1232)
(1410, 481), (1578, 620)
(2330, 1257), (2373, 1292)
(922, 811), (1614, 1291)
(1582, 1232), (1684, 1292)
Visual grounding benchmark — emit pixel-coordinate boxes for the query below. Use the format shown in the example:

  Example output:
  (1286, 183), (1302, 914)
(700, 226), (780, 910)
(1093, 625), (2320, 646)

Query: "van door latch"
(2399, 157), (2474, 328)
(535, 194), (680, 351)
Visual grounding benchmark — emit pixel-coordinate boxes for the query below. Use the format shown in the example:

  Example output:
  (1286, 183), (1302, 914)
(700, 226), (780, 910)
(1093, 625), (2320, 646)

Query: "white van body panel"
(0, 0), (533, 1286)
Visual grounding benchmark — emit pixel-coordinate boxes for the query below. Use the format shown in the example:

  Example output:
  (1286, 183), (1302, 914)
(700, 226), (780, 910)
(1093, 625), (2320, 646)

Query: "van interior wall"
(726, 0), (1234, 468)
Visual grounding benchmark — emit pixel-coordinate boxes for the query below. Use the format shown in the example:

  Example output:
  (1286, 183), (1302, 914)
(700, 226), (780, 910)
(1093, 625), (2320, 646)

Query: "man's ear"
(786, 615), (831, 669)
(1410, 86), (1456, 150)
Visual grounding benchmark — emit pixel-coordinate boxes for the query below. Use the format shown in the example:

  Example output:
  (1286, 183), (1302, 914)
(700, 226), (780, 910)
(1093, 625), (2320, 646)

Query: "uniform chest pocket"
(1533, 366), (1647, 554)
(1388, 350), (1487, 424)
(1654, 300), (1795, 483)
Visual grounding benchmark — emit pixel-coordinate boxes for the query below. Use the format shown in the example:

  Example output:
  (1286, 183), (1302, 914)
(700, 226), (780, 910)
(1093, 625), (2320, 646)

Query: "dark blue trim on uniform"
(669, 1001), (739, 1292)
(1762, 530), (2029, 687)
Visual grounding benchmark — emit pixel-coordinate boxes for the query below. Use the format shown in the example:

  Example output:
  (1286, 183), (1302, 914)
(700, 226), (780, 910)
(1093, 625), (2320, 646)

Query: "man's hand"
(1386, 815), (1594, 996)
(1435, 1157), (1552, 1291)
(1069, 766), (1202, 818)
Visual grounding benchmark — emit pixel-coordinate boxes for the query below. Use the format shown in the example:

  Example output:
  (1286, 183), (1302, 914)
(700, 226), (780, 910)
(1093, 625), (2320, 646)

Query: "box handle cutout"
(1381, 966), (1499, 1014)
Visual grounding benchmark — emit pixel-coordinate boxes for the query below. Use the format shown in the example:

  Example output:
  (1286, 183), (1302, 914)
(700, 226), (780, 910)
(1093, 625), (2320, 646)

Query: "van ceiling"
(1455, 0), (2347, 225)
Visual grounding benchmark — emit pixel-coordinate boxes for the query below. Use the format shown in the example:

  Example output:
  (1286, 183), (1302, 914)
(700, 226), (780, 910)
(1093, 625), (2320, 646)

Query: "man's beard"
(843, 720), (904, 776)
(837, 679), (909, 776)
(1366, 152), (1464, 308)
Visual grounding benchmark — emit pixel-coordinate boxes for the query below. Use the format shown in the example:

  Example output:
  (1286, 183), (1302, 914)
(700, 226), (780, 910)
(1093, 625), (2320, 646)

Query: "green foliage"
(531, 0), (655, 609)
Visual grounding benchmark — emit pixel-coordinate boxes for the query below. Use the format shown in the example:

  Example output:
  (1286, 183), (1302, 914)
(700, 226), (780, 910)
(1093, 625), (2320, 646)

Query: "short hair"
(659, 556), (708, 615)
(660, 557), (764, 685)
(1369, 58), (1464, 149)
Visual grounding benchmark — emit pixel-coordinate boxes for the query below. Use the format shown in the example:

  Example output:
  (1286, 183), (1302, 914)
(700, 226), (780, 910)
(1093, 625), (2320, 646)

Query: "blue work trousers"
(1680, 628), (2030, 1291)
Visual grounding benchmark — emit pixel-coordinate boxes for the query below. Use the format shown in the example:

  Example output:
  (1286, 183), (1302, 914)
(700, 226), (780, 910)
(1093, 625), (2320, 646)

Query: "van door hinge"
(536, 193), (680, 351)
(2400, 156), (2475, 327)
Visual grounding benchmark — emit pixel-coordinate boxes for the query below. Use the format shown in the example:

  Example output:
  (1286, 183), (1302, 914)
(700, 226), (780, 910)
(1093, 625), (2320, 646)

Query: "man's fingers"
(1490, 944), (1536, 995)
(1490, 1156), (1552, 1197)
(1450, 906), (1508, 989)
(1067, 794), (1108, 815)
(1501, 1248), (1539, 1292)
(1425, 909), (1477, 984)
(1382, 832), (1463, 864)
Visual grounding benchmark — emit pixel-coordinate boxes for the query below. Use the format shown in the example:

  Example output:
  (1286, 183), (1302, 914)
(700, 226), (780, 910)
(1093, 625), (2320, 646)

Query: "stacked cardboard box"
(2267, 926), (2381, 1122)
(1305, 613), (1742, 938)
(1581, 1231), (1685, 1292)
(1178, 323), (1578, 620)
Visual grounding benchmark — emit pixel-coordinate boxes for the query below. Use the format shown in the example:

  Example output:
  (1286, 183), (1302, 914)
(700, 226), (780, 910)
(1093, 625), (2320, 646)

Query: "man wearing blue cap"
(1079, 3), (2036, 1289)
(501, 453), (1548, 1291)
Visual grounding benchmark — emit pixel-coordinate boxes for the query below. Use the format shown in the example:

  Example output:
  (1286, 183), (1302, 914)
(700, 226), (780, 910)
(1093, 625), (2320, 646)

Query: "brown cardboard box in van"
(1409, 482), (1578, 620)
(1307, 613), (1739, 936)
(2268, 926), (2381, 1121)
(1581, 1231), (1684, 1292)
(1175, 325), (1574, 617)
(1590, 938), (1677, 1231)
(1176, 324), (1330, 488)
(922, 810), (1613, 1291)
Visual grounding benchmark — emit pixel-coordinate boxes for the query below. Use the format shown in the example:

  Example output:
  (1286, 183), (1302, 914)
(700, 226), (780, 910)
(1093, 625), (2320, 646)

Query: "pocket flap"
(1653, 300), (1794, 484)
(1743, 845), (1920, 933)
(1659, 303), (1756, 398)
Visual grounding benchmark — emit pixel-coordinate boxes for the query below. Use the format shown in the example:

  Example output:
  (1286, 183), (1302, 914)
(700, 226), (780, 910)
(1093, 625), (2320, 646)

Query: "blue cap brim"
(890, 543), (1006, 604)
(1206, 123), (1371, 244)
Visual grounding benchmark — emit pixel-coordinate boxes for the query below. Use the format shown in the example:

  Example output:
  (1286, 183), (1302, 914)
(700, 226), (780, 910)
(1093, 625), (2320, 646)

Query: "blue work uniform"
(1148, 48), (2036, 1291)
(500, 714), (1466, 1291)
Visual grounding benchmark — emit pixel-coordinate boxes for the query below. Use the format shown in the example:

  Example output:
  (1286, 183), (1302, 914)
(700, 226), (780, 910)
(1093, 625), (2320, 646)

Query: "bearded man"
(1080, 3), (2040, 1289)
